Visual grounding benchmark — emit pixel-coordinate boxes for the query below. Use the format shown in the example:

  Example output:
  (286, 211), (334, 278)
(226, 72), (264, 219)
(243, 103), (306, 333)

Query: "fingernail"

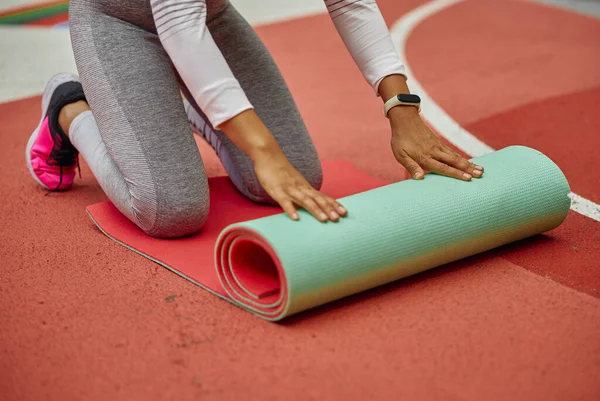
(330, 211), (339, 220)
(474, 165), (484, 171)
(320, 213), (328, 221)
(473, 169), (482, 177)
(292, 212), (299, 220)
(463, 173), (472, 180)
(338, 206), (347, 214)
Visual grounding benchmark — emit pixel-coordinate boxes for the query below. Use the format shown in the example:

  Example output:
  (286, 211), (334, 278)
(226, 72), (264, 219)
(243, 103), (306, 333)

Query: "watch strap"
(383, 93), (421, 117)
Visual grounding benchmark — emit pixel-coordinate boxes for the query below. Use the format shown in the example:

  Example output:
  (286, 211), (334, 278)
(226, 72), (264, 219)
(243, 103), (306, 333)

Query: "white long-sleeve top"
(151, 0), (405, 128)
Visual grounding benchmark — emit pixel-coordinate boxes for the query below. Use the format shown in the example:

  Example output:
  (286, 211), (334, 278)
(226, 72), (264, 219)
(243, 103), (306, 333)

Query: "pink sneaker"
(26, 73), (86, 191)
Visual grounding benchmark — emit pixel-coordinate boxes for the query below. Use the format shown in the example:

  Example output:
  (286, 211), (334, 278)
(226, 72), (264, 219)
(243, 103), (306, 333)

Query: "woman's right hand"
(218, 109), (347, 223)
(253, 150), (347, 222)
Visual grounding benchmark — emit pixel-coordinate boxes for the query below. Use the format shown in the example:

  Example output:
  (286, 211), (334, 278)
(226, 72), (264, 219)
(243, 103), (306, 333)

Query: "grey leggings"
(68, 0), (322, 238)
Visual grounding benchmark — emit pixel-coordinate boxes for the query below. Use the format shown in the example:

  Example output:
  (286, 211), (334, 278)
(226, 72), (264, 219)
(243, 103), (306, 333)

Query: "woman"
(26, 0), (483, 238)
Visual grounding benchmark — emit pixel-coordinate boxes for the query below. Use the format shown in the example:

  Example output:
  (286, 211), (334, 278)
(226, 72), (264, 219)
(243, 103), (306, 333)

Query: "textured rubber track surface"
(2, 0), (600, 399)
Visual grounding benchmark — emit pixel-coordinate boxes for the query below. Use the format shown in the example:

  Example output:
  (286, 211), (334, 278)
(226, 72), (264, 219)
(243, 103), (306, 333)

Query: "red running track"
(1, 1), (599, 400)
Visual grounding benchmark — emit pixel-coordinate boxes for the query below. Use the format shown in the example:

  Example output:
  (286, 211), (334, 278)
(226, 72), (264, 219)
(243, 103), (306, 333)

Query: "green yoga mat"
(88, 145), (571, 321)
(215, 146), (571, 320)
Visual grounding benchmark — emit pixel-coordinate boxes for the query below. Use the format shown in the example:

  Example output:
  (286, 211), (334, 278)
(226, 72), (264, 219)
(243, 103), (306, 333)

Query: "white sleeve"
(324, 0), (406, 96)
(151, 0), (253, 128)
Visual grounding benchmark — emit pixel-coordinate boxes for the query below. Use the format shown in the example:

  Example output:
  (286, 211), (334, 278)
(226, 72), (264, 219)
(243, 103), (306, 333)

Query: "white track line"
(390, 0), (600, 222)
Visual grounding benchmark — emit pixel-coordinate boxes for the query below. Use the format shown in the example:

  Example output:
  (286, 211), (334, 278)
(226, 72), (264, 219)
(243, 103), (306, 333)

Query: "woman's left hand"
(388, 106), (484, 181)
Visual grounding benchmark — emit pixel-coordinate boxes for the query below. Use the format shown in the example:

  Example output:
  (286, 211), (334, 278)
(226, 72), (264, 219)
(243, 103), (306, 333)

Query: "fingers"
(395, 150), (425, 180)
(313, 193), (348, 222)
(399, 147), (485, 182)
(293, 190), (329, 222)
(278, 196), (299, 221)
(435, 148), (484, 178)
(275, 185), (347, 223)
(423, 158), (474, 181)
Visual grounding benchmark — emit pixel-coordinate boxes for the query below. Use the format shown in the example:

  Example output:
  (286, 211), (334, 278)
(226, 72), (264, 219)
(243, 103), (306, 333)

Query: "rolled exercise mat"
(87, 146), (571, 321)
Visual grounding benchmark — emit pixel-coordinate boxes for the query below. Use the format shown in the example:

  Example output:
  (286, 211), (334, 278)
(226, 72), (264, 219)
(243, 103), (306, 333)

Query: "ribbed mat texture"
(215, 146), (570, 320)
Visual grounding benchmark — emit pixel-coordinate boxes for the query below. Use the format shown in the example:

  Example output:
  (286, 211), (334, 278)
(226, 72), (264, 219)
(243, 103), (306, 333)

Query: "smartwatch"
(383, 93), (421, 117)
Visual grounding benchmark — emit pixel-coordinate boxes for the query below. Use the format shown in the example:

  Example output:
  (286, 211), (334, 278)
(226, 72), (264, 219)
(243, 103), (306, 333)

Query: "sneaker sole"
(25, 73), (80, 190)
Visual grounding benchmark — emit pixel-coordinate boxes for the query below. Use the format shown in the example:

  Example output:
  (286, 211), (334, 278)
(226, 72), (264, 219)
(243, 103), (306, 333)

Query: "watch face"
(397, 93), (421, 103)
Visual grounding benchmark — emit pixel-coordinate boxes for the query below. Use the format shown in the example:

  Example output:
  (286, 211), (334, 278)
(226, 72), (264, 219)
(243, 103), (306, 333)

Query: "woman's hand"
(378, 74), (483, 181)
(388, 107), (483, 180)
(254, 150), (347, 222)
(219, 109), (347, 222)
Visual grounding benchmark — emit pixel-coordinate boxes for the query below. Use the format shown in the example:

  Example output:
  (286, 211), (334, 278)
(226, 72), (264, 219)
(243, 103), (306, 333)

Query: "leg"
(180, 1), (323, 204)
(69, 0), (209, 238)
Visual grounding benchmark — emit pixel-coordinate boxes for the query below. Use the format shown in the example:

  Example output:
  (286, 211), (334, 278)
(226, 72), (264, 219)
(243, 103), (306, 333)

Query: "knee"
(286, 135), (323, 191)
(136, 180), (210, 239)
(299, 156), (323, 192)
(244, 154), (323, 204)
(289, 148), (323, 192)
(144, 195), (209, 239)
